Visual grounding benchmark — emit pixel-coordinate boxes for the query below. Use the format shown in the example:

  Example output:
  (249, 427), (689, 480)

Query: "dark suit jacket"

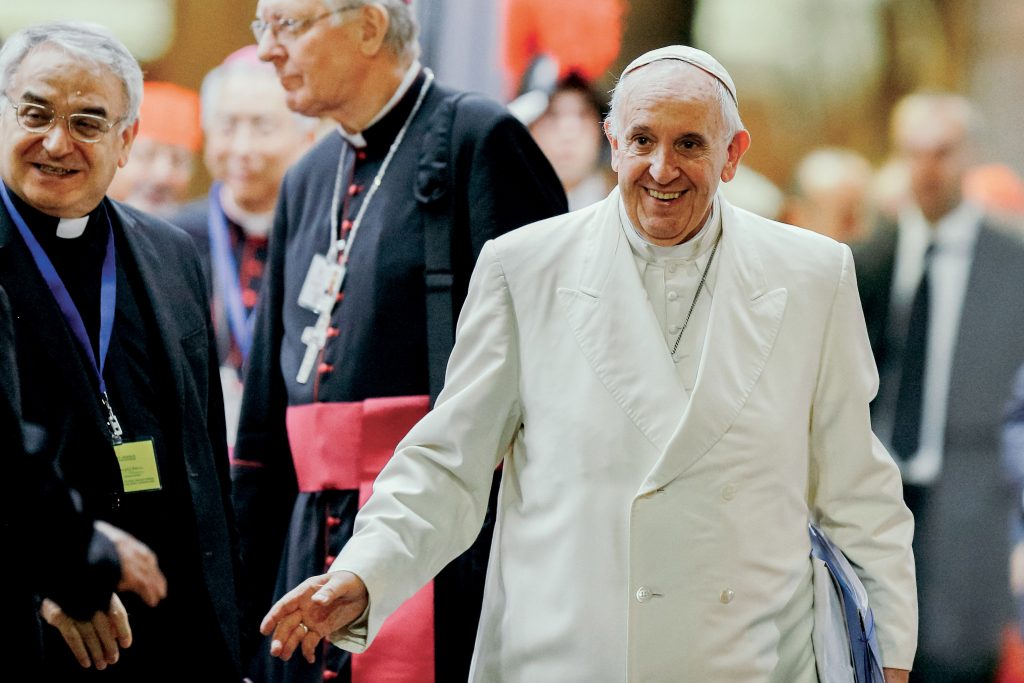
(169, 196), (212, 279)
(0, 199), (242, 674)
(852, 218), (1024, 670)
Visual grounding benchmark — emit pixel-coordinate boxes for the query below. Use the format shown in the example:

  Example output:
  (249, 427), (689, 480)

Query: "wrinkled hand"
(40, 594), (131, 669)
(95, 521), (167, 607)
(883, 668), (909, 683)
(260, 571), (368, 664)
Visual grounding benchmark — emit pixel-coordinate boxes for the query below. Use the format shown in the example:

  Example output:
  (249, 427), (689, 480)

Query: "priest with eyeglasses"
(0, 21), (243, 681)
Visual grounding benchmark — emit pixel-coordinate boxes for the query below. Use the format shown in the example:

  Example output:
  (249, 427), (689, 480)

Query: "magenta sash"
(286, 396), (434, 683)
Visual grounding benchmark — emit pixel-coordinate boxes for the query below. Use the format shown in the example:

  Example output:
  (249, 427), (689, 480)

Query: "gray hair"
(199, 56), (319, 133)
(325, 0), (419, 59)
(890, 91), (982, 145)
(0, 21), (143, 128)
(605, 59), (743, 142)
(792, 147), (873, 198)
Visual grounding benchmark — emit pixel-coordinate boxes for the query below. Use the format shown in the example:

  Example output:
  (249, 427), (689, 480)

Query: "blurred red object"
(963, 163), (1024, 216)
(502, 0), (625, 96)
(138, 81), (202, 153)
(996, 626), (1024, 683)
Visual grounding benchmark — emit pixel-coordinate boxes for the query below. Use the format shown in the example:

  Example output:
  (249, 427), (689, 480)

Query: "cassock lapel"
(110, 203), (190, 411)
(638, 198), (788, 495)
(557, 189), (688, 453)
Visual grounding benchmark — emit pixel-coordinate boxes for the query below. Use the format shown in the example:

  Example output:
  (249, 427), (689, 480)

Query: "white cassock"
(330, 188), (917, 682)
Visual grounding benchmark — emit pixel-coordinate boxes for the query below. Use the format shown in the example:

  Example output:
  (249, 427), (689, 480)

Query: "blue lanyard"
(0, 182), (123, 442)
(208, 183), (255, 361)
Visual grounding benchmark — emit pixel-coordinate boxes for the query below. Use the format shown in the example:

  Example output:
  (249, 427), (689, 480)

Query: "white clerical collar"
(56, 216), (89, 239)
(619, 194), (721, 265)
(336, 60), (422, 149)
(219, 185), (274, 239)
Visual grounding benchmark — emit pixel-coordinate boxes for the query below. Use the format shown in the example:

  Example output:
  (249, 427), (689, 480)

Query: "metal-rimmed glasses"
(251, 5), (359, 44)
(8, 100), (123, 144)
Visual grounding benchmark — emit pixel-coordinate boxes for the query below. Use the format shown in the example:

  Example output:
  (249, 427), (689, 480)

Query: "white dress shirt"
(886, 201), (981, 484)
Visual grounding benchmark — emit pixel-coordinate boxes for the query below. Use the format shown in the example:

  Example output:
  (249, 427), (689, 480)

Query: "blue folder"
(809, 523), (885, 683)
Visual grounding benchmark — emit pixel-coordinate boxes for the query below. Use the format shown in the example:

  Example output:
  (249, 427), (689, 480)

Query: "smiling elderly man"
(260, 45), (918, 683)
(171, 45), (317, 449)
(0, 21), (241, 681)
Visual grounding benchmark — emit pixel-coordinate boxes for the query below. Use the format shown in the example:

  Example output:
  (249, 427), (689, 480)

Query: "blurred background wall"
(2, 0), (1022, 200)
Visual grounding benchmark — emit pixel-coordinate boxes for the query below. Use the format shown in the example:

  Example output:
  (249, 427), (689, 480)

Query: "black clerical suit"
(0, 189), (243, 681)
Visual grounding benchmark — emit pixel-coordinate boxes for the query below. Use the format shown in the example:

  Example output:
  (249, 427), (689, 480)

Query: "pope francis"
(259, 45), (918, 683)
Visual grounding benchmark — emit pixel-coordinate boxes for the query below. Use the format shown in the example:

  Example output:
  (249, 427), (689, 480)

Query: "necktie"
(891, 244), (933, 461)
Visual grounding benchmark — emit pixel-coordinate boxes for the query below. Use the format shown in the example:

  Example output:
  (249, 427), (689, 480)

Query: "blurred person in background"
(870, 157), (912, 223)
(511, 70), (614, 211)
(785, 146), (874, 243)
(718, 164), (785, 221)
(172, 45), (317, 449)
(852, 91), (1024, 683)
(0, 21), (242, 680)
(234, 0), (566, 681)
(107, 81), (202, 217)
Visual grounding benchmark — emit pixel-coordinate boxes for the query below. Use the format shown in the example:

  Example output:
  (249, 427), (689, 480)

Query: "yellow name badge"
(113, 439), (162, 493)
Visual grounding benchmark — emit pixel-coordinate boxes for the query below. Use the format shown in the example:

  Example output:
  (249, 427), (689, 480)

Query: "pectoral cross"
(296, 310), (332, 384)
(294, 258), (347, 385)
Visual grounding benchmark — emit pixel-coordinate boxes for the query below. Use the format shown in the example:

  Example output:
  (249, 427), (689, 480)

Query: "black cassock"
(0, 192), (242, 681)
(234, 69), (567, 682)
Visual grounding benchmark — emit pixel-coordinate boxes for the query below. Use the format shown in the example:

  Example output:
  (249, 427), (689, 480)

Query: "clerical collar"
(336, 60), (423, 149)
(218, 185), (273, 239)
(4, 182), (98, 240)
(619, 194), (722, 265)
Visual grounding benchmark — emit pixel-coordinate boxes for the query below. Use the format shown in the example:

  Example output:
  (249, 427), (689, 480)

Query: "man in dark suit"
(0, 21), (242, 680)
(853, 91), (1024, 682)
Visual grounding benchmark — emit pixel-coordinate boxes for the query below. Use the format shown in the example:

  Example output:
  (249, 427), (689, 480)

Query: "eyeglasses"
(251, 5), (359, 44)
(8, 101), (123, 144)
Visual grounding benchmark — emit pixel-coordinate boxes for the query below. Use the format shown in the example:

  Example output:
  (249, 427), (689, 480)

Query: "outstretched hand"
(260, 570), (369, 664)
